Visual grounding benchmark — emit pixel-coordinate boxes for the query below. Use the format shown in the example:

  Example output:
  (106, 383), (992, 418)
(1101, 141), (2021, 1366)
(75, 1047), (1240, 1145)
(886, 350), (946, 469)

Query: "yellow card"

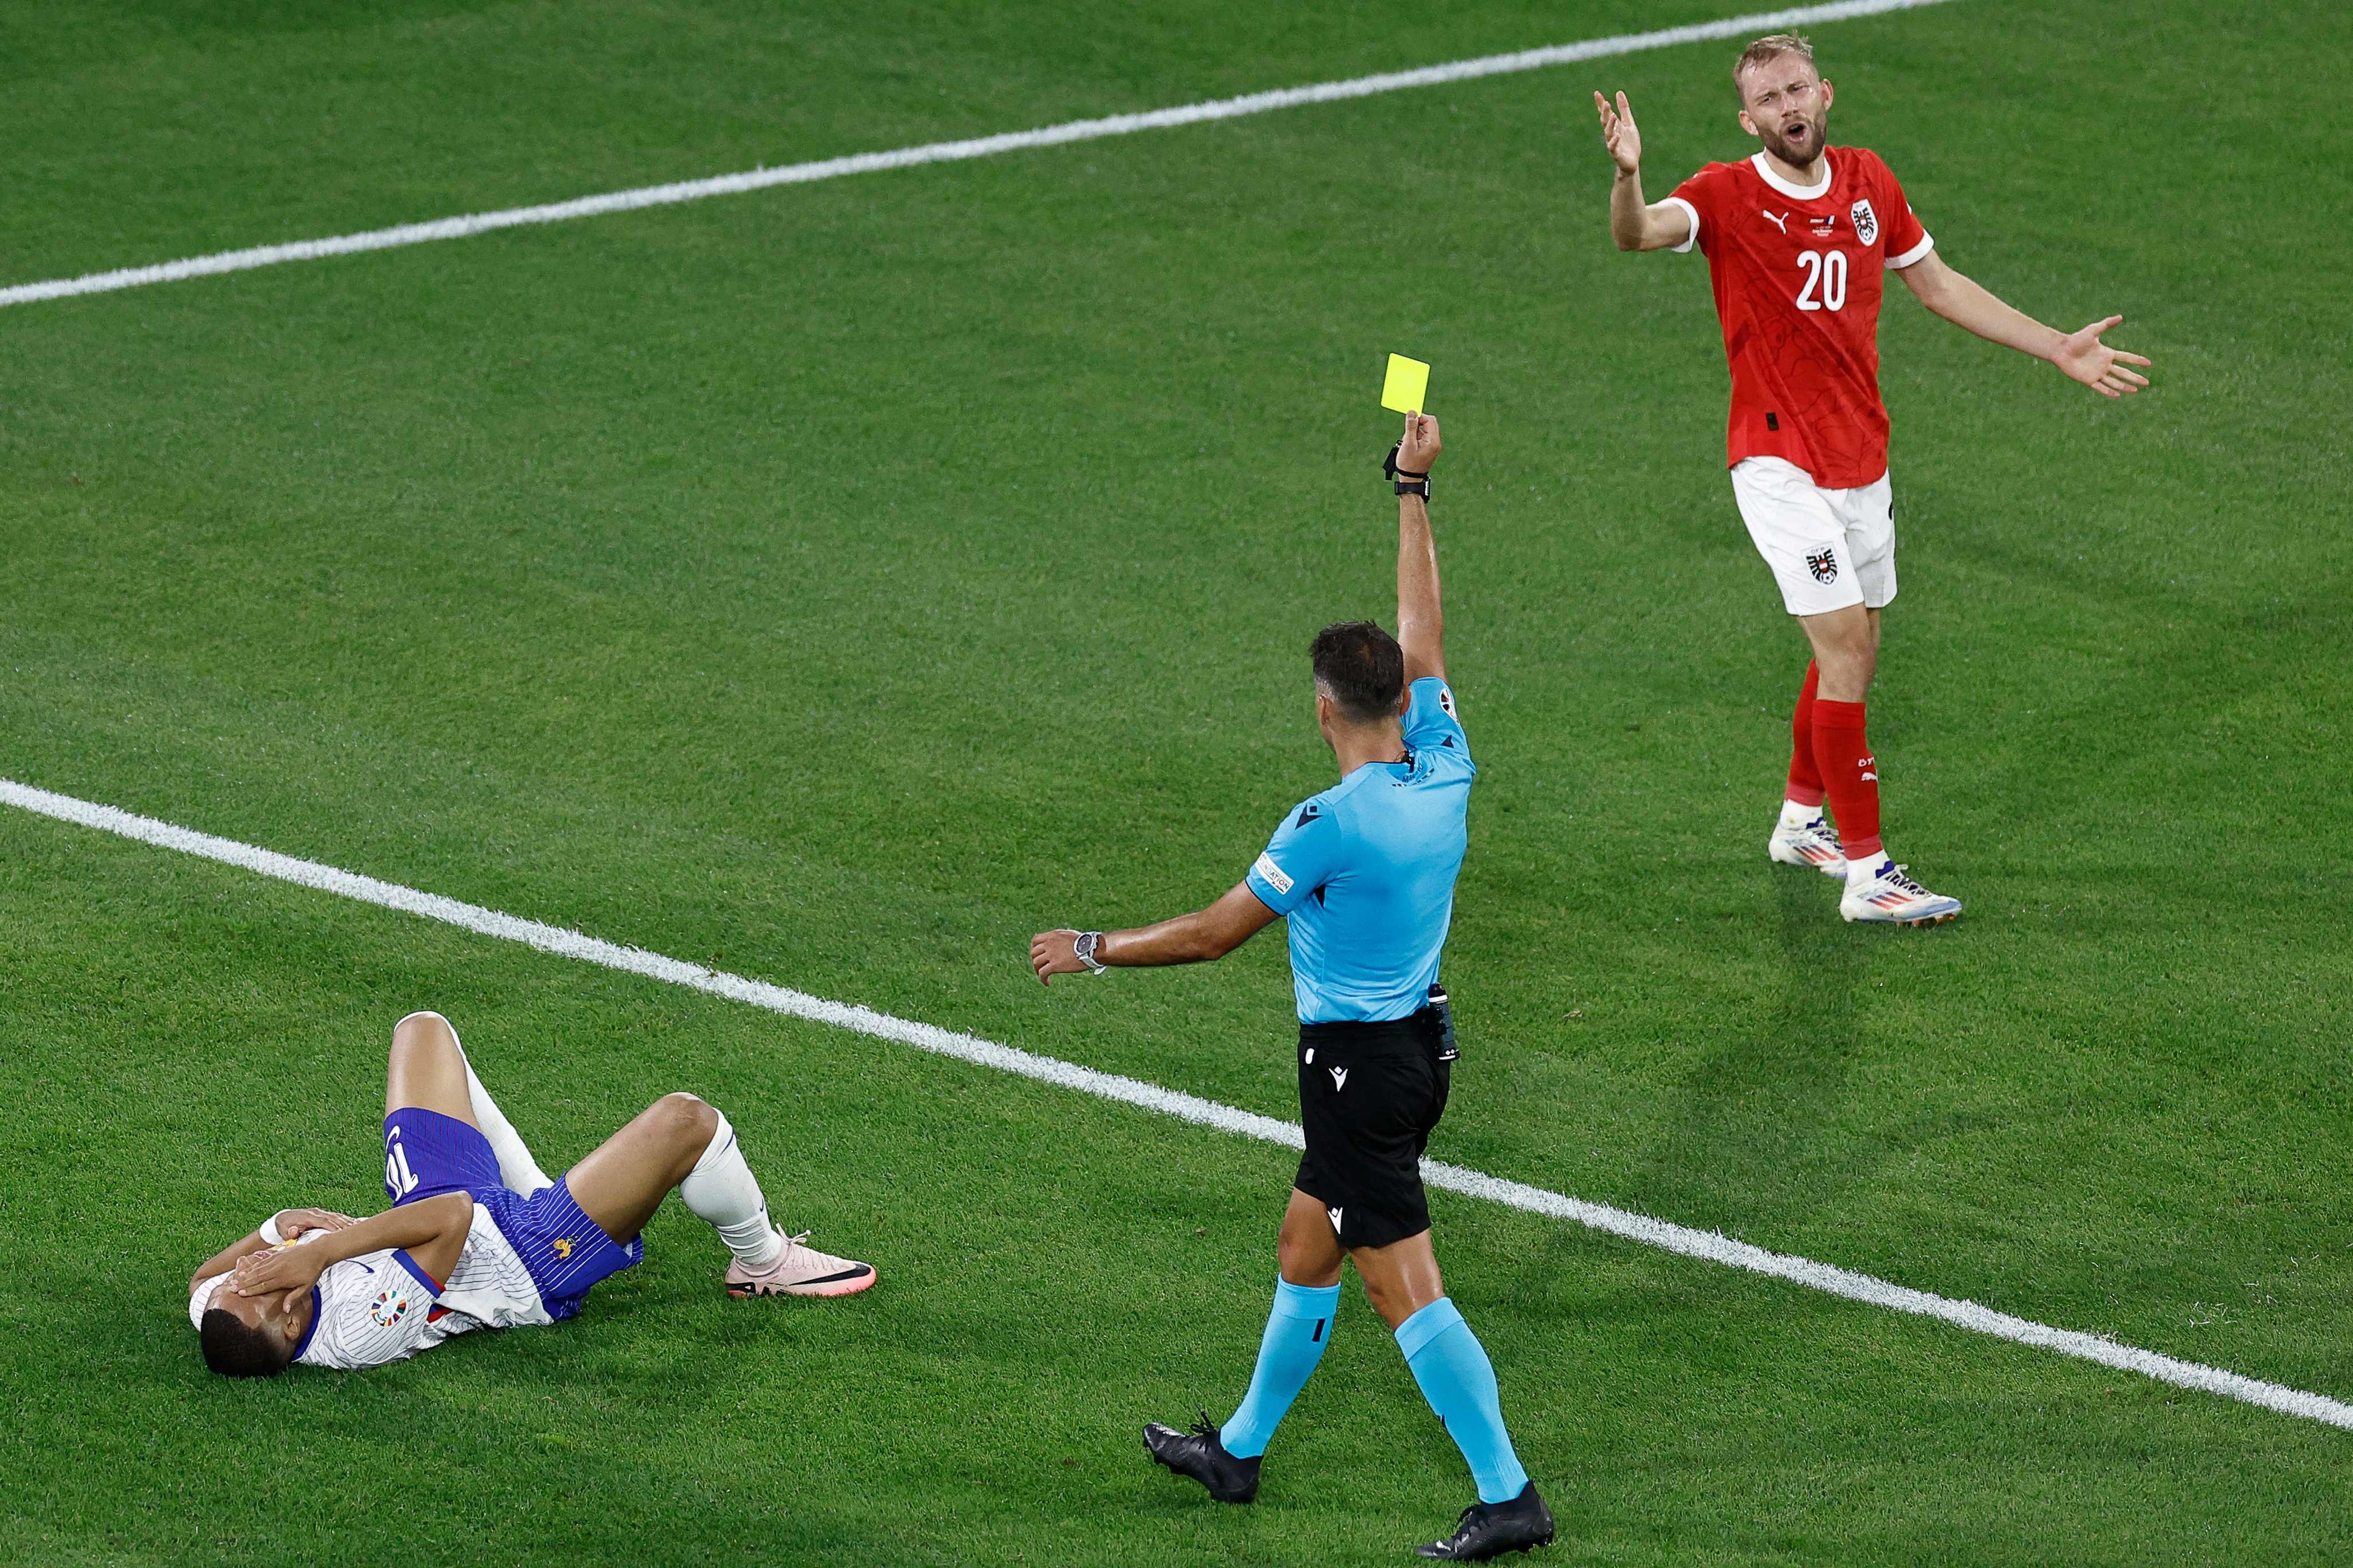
(1380, 353), (1431, 414)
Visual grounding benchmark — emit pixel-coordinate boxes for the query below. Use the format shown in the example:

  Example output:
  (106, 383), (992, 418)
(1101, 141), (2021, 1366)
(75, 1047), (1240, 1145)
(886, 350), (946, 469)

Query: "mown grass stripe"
(5, 772), (2346, 1432)
(0, 0), (1961, 309)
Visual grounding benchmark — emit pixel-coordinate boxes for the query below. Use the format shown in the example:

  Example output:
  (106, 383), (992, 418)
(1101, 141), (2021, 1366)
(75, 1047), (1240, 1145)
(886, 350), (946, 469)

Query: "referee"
(1031, 413), (1551, 1562)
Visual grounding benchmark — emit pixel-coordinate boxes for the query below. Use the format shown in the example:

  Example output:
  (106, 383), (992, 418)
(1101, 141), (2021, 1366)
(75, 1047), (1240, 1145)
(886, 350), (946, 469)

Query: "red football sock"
(1812, 699), (1882, 862)
(1785, 661), (1826, 808)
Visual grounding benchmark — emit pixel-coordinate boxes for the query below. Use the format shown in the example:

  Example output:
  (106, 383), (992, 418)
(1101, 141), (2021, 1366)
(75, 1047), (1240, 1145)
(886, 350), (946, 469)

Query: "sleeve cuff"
(1886, 232), (1934, 269)
(1661, 196), (1701, 253)
(392, 1248), (445, 1296)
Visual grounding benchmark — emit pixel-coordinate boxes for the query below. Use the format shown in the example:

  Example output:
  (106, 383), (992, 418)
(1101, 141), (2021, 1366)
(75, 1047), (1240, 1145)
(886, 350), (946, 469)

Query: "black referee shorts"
(1292, 988), (1458, 1251)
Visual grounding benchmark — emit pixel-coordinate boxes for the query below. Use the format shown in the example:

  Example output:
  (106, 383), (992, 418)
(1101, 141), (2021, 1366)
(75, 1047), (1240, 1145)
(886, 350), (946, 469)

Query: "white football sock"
(679, 1108), (785, 1270)
(1779, 798), (1823, 829)
(1847, 853), (1893, 888)
(409, 1012), (556, 1196)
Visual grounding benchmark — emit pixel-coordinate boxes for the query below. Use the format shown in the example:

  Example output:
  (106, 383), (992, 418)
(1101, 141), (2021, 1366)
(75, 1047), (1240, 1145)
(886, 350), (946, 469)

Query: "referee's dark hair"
(1309, 620), (1407, 725)
(200, 1307), (294, 1378)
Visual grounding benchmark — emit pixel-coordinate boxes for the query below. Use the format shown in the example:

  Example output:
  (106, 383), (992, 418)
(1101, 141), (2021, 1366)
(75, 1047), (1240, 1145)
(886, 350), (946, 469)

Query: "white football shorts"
(1729, 456), (1897, 618)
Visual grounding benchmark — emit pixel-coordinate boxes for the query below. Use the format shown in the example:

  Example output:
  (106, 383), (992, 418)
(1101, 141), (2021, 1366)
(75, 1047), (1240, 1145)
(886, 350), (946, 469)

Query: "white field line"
(1, 0), (1961, 311)
(5, 775), (2348, 1433)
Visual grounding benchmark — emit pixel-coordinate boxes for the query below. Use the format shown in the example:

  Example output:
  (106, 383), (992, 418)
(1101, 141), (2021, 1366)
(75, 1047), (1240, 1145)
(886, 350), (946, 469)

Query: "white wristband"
(259, 1210), (291, 1246)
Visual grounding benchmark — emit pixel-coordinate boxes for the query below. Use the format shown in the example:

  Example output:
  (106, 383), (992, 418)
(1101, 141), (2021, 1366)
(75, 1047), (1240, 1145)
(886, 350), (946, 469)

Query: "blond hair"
(1734, 32), (1815, 95)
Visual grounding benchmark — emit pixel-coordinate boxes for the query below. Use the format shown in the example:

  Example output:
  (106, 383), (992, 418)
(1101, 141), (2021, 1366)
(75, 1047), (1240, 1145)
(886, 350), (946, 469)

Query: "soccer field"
(5, 0), (2351, 1560)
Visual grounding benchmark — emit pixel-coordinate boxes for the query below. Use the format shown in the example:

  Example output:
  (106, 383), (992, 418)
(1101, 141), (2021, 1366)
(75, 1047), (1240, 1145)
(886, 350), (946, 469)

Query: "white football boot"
(1768, 812), (1847, 878)
(1839, 860), (1962, 926)
(725, 1230), (876, 1298)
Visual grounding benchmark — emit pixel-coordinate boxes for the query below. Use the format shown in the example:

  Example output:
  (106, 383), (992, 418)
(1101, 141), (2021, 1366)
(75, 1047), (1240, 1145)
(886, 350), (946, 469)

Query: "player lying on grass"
(188, 1010), (872, 1375)
(1594, 32), (2151, 925)
(1031, 414), (1551, 1563)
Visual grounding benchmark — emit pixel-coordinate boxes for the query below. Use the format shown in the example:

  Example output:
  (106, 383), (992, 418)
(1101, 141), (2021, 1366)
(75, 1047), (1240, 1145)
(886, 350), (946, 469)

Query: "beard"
(1762, 106), (1830, 169)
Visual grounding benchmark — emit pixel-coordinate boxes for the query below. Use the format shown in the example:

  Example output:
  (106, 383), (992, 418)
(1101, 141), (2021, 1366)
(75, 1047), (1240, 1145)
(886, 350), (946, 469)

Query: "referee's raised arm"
(1391, 412), (1445, 686)
(1027, 412), (1453, 989)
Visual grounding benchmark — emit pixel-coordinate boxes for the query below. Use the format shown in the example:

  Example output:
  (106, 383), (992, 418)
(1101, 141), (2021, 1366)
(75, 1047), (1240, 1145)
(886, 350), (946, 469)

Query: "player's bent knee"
(391, 1010), (457, 1053)
(650, 1091), (718, 1146)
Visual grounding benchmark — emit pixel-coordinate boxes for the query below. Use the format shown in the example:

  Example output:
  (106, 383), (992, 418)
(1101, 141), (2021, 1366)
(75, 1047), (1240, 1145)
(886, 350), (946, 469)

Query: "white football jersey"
(190, 1206), (549, 1370)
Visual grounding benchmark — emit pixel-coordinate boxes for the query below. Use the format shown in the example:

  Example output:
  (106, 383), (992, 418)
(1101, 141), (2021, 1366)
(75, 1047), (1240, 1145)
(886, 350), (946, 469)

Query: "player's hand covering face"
(277, 1208), (356, 1242)
(234, 1237), (329, 1308)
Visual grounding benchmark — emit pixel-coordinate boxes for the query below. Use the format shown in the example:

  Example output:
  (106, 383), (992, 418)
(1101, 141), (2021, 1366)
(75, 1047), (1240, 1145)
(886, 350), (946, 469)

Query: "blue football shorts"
(381, 1107), (642, 1321)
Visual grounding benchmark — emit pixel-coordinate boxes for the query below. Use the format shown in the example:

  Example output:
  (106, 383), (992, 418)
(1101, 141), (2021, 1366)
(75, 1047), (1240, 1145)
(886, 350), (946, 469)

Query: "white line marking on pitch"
(4, 774), (2345, 1432)
(1, 0), (1960, 310)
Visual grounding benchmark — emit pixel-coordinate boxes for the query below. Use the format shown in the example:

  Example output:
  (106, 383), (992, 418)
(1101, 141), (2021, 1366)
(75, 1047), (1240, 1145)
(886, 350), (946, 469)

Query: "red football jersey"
(1666, 147), (1932, 489)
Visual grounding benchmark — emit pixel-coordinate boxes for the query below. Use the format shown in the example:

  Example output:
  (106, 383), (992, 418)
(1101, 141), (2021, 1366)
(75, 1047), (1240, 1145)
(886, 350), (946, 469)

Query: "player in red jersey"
(1594, 33), (2150, 924)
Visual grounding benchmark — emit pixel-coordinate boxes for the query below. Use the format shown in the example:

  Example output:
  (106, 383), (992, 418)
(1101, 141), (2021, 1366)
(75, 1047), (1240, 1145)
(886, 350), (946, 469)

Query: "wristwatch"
(1073, 930), (1108, 974)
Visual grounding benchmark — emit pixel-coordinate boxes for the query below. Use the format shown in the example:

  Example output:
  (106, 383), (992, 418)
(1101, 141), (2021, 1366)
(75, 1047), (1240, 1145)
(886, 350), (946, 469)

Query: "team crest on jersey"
(1807, 547), (1839, 584)
(367, 1290), (412, 1327)
(1849, 199), (1879, 245)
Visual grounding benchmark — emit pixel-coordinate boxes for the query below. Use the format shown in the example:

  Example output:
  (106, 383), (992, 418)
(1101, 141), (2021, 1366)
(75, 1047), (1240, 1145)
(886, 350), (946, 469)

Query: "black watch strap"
(1395, 476), (1431, 499)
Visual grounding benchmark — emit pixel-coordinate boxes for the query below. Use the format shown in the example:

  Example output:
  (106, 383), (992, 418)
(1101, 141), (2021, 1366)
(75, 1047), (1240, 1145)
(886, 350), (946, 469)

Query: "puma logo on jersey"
(1328, 1066), (1349, 1091)
(1762, 209), (1789, 233)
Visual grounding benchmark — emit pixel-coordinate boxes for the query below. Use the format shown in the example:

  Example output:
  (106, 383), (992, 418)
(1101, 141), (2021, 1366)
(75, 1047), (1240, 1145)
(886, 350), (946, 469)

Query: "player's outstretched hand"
(2052, 315), (2153, 399)
(1594, 90), (1642, 173)
(1030, 928), (1086, 986)
(1398, 412), (1442, 475)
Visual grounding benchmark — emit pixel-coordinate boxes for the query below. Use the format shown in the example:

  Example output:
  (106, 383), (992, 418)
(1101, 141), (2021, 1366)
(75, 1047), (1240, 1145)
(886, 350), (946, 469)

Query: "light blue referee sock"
(1220, 1277), (1342, 1459)
(1395, 1297), (1530, 1504)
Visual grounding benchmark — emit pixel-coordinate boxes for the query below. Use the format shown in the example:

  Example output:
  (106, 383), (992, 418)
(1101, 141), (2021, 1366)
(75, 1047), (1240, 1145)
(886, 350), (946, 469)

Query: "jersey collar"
(290, 1286), (323, 1363)
(1749, 149), (1834, 201)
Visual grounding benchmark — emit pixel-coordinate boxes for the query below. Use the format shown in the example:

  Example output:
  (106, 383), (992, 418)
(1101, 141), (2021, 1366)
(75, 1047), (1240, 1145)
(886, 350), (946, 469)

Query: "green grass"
(3, 0), (2351, 1562)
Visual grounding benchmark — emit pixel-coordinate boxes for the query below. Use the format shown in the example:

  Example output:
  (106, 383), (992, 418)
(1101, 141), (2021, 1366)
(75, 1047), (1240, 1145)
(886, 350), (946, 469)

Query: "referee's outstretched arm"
(1028, 412), (1449, 987)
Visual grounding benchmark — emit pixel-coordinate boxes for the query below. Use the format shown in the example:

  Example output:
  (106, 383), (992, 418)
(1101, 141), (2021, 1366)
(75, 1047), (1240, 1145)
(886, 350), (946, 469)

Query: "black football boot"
(1141, 1412), (1262, 1503)
(1415, 1480), (1554, 1560)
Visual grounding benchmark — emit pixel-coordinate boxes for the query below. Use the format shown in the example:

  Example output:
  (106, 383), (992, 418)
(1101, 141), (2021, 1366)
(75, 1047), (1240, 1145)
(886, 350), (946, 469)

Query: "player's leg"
(1735, 458), (1862, 879)
(562, 1092), (873, 1296)
(1815, 476), (1959, 925)
(381, 1011), (511, 1207)
(426, 1012), (555, 1196)
(1771, 658), (1847, 875)
(385, 1010), (477, 1123)
(389, 1010), (555, 1195)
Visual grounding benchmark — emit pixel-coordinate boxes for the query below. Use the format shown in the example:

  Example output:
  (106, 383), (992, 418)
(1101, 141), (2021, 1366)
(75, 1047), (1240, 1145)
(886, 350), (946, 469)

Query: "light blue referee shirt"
(1244, 677), (1474, 1024)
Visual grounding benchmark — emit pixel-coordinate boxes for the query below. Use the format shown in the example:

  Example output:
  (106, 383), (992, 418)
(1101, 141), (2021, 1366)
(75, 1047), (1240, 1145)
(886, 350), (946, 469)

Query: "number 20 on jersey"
(1795, 248), (1849, 312)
